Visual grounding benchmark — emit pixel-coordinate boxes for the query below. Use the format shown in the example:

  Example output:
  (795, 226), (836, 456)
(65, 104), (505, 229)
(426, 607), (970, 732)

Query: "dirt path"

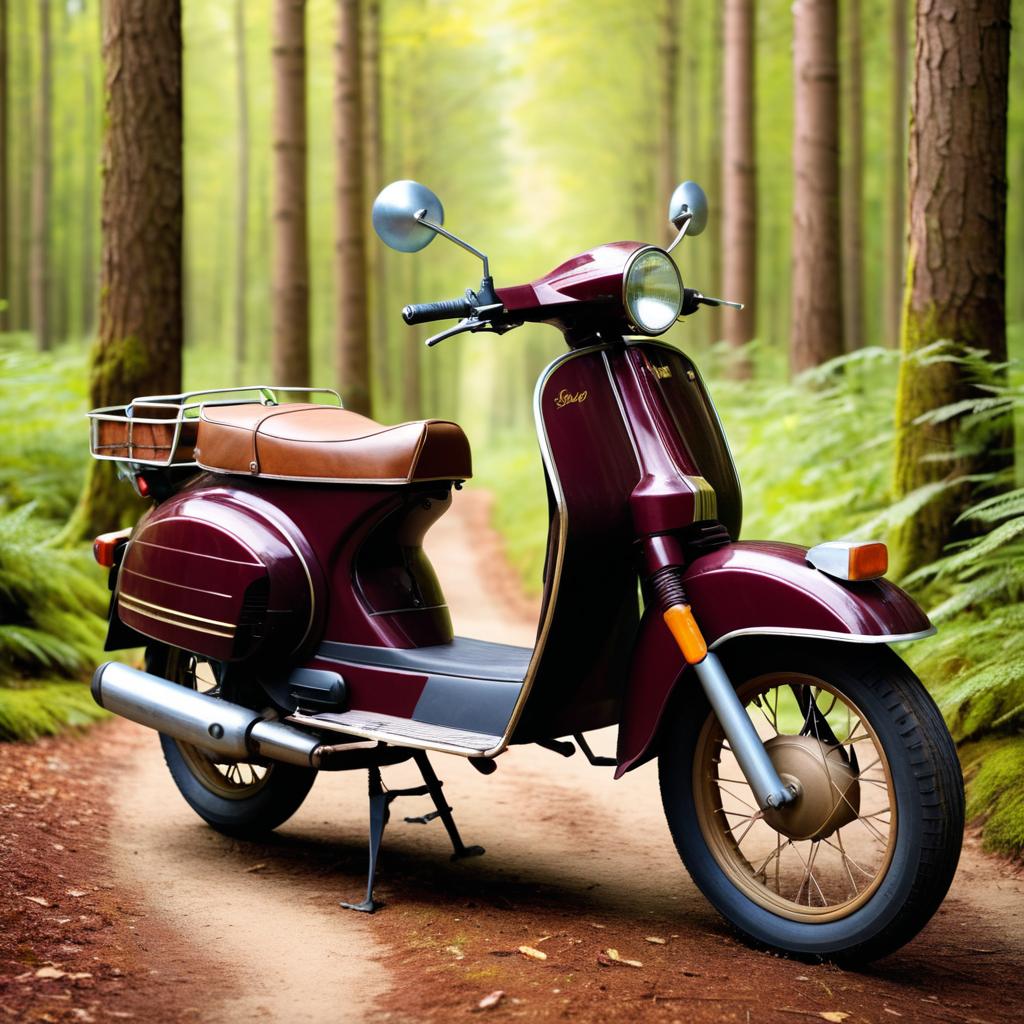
(4, 489), (1024, 1023)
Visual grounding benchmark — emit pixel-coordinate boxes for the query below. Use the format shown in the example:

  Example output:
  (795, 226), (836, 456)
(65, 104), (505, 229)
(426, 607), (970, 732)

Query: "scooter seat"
(194, 403), (472, 484)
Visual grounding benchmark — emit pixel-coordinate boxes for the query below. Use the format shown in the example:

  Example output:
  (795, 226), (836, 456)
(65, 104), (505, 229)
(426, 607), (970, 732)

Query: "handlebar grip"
(402, 296), (474, 325)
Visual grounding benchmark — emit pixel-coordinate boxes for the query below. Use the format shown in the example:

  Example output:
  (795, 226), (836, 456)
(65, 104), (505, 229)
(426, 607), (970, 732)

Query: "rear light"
(93, 529), (132, 569)
(806, 541), (888, 581)
(135, 474), (150, 497)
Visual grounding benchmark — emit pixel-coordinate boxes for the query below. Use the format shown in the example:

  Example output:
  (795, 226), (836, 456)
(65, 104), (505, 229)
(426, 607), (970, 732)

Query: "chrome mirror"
(668, 180), (709, 237)
(372, 180), (445, 253)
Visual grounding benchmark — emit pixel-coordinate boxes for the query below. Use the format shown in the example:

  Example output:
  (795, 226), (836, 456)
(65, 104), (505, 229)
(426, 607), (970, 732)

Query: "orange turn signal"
(663, 604), (708, 665)
(806, 540), (888, 581)
(848, 542), (888, 581)
(93, 529), (131, 568)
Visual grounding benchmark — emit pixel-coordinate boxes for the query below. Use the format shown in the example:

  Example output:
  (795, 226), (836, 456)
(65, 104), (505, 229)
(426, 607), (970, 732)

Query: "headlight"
(623, 248), (682, 334)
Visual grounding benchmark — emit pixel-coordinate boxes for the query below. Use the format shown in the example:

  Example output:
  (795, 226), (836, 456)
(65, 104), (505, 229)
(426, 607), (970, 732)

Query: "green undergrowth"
(476, 334), (1024, 858)
(0, 337), (108, 740)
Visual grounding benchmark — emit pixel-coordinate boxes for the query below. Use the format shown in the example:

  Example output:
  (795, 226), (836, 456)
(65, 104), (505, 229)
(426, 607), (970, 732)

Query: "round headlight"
(623, 248), (682, 334)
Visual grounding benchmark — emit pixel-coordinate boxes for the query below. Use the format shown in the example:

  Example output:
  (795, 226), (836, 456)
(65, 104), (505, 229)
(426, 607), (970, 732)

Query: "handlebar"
(402, 296), (475, 325)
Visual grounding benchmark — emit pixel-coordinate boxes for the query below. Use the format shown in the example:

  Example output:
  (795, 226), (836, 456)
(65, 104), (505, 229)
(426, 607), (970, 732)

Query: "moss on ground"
(960, 736), (1024, 858)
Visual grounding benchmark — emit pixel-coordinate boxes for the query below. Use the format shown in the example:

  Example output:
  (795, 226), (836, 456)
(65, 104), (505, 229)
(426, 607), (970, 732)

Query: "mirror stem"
(666, 212), (693, 255)
(414, 210), (490, 278)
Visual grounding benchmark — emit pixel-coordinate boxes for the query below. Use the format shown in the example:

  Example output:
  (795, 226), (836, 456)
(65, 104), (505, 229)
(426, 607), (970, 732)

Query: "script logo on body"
(553, 389), (588, 409)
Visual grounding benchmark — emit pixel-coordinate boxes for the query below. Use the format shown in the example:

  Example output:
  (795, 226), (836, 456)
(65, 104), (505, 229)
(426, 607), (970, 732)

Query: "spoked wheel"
(659, 640), (963, 963)
(148, 645), (317, 838)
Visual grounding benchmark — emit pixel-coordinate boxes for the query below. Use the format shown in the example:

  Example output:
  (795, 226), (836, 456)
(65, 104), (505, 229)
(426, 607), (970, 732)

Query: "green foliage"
(0, 340), (109, 741)
(0, 341), (90, 519)
(960, 737), (1024, 857)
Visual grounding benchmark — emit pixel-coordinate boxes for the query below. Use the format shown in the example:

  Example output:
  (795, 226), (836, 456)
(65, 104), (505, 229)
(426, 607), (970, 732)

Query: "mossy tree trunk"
(891, 0), (1011, 577)
(271, 0), (310, 387)
(334, 0), (371, 416)
(722, 0), (756, 377)
(790, 0), (843, 375)
(67, 0), (183, 541)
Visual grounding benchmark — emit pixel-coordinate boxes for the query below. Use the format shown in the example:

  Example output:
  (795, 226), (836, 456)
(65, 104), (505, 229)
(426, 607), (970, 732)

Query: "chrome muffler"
(91, 661), (322, 769)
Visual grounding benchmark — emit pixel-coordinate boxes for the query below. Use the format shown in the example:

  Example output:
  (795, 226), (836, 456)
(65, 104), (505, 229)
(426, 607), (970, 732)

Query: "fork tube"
(651, 567), (797, 810)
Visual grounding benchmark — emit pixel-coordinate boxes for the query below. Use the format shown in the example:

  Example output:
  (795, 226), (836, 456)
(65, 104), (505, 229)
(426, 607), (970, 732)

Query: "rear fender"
(614, 540), (933, 777)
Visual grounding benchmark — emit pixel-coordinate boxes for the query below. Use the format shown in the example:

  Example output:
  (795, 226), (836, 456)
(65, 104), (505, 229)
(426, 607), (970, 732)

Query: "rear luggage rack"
(87, 385), (342, 467)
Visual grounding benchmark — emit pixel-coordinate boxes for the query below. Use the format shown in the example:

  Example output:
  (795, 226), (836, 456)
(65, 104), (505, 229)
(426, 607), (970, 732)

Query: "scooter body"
(88, 180), (959, 961)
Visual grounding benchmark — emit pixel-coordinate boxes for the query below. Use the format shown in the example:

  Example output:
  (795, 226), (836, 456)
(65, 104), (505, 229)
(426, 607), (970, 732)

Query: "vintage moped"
(88, 179), (963, 962)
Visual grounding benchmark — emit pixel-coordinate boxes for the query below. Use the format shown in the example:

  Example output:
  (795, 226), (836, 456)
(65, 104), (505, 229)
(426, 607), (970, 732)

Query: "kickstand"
(409, 751), (485, 862)
(340, 753), (484, 914)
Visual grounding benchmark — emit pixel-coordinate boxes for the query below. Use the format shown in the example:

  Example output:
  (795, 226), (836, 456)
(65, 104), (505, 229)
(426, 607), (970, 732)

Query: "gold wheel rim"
(166, 650), (274, 801)
(693, 672), (897, 923)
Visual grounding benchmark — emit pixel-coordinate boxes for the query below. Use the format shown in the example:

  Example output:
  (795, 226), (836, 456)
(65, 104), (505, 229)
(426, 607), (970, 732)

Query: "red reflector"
(136, 475), (150, 497)
(93, 529), (131, 568)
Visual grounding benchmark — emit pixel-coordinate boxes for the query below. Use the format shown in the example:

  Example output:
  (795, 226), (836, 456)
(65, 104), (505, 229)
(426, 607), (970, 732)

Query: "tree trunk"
(363, 0), (389, 409)
(81, 24), (96, 338)
(790, 0), (843, 375)
(30, 0), (51, 352)
(271, 0), (310, 387)
(884, 0), (909, 348)
(891, 0), (1011, 576)
(0, 0), (7, 332)
(233, 0), (249, 379)
(721, 0), (757, 377)
(334, 0), (370, 415)
(841, 0), (864, 351)
(67, 0), (184, 540)
(704, 2), (723, 349)
(658, 0), (679, 245)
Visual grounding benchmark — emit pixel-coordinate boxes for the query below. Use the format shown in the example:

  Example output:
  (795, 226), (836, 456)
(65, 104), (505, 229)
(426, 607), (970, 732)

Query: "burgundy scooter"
(88, 179), (963, 962)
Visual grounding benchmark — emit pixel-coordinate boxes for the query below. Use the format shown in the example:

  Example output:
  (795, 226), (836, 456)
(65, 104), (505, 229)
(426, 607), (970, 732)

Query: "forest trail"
(49, 491), (1024, 1021)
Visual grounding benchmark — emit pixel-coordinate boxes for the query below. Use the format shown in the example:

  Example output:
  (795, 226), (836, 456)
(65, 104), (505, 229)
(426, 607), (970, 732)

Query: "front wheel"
(659, 639), (963, 963)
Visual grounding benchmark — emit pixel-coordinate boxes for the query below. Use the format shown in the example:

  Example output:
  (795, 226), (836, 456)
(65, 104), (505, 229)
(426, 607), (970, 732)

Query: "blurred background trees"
(1, 0), (1023, 853)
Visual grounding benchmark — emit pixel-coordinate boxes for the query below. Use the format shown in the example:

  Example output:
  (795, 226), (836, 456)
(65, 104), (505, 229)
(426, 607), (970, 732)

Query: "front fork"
(649, 564), (799, 811)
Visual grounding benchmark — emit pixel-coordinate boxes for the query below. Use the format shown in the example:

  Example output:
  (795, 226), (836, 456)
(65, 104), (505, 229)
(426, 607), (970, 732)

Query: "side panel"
(510, 346), (642, 741)
(620, 341), (742, 539)
(614, 540), (935, 776)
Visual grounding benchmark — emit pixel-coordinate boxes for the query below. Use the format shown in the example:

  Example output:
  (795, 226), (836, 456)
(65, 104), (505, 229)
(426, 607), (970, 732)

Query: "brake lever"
(423, 303), (516, 347)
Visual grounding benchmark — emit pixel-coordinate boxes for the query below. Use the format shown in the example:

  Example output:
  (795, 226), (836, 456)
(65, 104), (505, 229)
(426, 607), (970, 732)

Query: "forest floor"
(2, 491), (1024, 1024)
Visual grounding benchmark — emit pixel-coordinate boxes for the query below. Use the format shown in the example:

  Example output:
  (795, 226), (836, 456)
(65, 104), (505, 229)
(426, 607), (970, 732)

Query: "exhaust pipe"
(91, 661), (322, 769)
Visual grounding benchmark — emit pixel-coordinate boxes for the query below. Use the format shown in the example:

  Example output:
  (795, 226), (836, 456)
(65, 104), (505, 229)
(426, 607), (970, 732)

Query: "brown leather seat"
(194, 403), (472, 484)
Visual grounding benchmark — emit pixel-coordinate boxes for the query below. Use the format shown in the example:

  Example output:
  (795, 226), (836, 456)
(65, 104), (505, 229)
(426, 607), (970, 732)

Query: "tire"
(658, 638), (964, 964)
(147, 645), (317, 839)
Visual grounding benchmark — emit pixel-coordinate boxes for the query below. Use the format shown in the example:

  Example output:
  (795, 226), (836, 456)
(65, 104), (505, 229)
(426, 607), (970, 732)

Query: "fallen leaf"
(589, 922), (606, 929)
(245, 863), (268, 873)
(604, 948), (643, 968)
(476, 991), (505, 1011)
(518, 945), (547, 961)
(819, 1014), (849, 1023)
(535, 935), (551, 944)
(445, 945), (465, 960)
(34, 967), (93, 981)
(25, 896), (50, 907)
(883, 1010), (902, 1018)
(66, 889), (88, 898)
(644, 936), (667, 945)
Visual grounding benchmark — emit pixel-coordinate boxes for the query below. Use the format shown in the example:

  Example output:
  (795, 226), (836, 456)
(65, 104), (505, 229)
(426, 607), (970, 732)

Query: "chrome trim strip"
(707, 625), (937, 650)
(117, 591), (236, 629)
(118, 597), (236, 639)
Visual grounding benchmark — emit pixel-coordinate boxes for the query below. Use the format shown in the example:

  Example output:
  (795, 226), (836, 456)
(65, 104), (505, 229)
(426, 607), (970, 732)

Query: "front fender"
(614, 540), (933, 778)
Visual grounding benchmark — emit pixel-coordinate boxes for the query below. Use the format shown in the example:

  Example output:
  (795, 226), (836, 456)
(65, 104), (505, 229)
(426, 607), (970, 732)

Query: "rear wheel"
(148, 645), (317, 839)
(659, 639), (963, 963)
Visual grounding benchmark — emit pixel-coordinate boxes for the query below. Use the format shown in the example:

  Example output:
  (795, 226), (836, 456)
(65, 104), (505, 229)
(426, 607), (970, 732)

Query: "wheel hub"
(761, 734), (859, 841)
